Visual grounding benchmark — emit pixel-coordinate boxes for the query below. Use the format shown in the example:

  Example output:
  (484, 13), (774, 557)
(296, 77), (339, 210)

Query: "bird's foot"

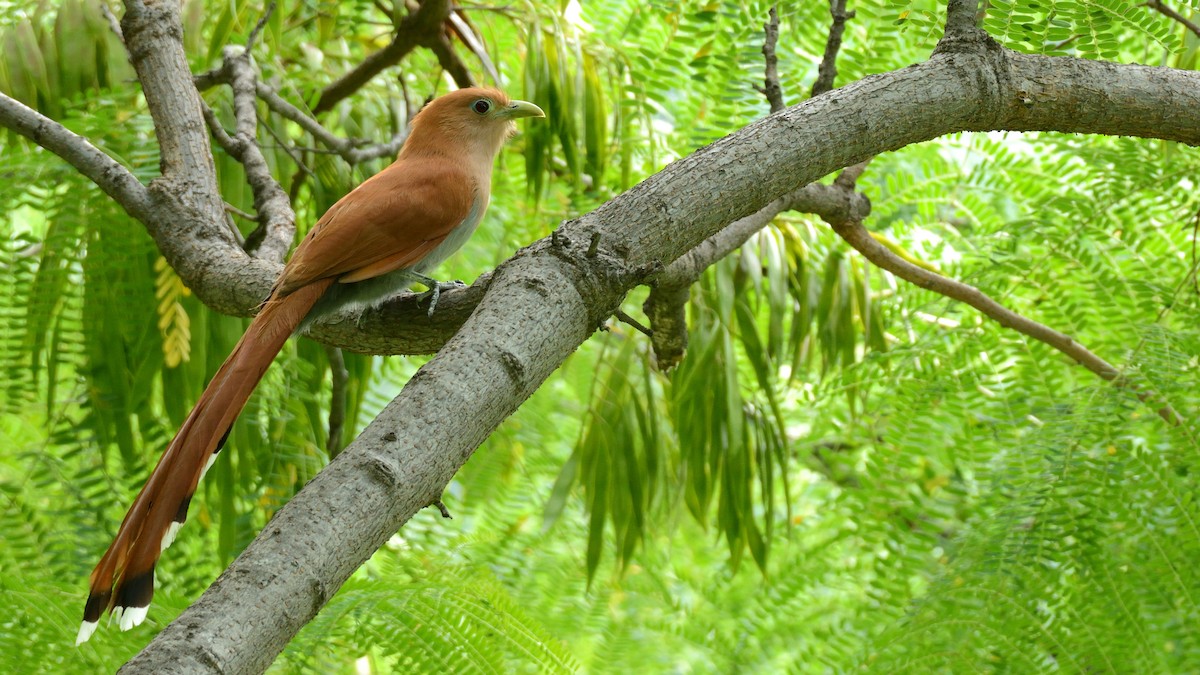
(415, 279), (467, 317)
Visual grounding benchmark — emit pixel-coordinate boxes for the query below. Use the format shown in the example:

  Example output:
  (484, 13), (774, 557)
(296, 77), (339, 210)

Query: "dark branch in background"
(325, 345), (349, 456)
(429, 31), (477, 88)
(447, 10), (500, 84)
(312, 0), (452, 115)
(811, 0), (854, 97)
(1145, 0), (1200, 38)
(759, 6), (785, 113)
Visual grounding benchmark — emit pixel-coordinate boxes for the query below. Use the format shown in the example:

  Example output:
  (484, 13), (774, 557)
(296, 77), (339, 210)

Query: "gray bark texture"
(1, 0), (1199, 671)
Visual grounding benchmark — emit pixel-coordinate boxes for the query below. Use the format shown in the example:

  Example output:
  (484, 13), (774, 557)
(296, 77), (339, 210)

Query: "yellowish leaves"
(154, 257), (191, 368)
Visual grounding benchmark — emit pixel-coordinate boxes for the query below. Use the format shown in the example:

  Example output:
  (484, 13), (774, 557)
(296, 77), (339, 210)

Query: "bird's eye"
(472, 99), (491, 115)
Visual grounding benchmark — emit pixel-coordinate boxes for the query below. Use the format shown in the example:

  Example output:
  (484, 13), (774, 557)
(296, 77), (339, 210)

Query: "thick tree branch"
(120, 35), (1200, 671)
(944, 0), (980, 38)
(312, 0), (452, 115)
(0, 92), (153, 222)
(828, 217), (1181, 425)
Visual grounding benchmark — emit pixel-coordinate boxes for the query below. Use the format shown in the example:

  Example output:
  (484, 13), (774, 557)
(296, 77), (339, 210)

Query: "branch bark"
(116, 31), (1200, 675)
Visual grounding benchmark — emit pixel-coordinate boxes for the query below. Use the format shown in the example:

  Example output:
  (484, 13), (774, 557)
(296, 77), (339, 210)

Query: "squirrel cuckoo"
(77, 87), (544, 644)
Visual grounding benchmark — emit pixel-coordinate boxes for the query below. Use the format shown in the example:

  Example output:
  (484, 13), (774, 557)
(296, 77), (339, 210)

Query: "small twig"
(200, 101), (240, 154)
(224, 202), (258, 221)
(829, 216), (1181, 426)
(759, 6), (785, 113)
(811, 0), (854, 98)
(259, 116), (314, 176)
(246, 0), (276, 51)
(325, 345), (349, 457)
(1144, 0), (1200, 38)
(587, 231), (601, 257)
(614, 309), (654, 338)
(100, 2), (124, 43)
(431, 499), (453, 519)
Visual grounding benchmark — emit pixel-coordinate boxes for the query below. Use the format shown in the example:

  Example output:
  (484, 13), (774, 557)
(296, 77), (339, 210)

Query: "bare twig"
(224, 202), (258, 221)
(313, 0), (452, 115)
(325, 345), (349, 457)
(829, 217), (1181, 425)
(811, 0), (855, 98)
(0, 91), (153, 222)
(1145, 0), (1200, 38)
(255, 81), (408, 163)
(759, 6), (785, 113)
(246, 0), (276, 51)
(614, 309), (653, 338)
(100, 2), (124, 43)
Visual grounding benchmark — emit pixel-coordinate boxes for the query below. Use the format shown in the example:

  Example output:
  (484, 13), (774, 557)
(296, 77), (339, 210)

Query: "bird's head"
(401, 87), (545, 161)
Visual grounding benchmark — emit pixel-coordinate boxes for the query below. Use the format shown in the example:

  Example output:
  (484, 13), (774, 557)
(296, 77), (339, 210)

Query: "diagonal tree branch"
(312, 0), (452, 115)
(811, 0), (854, 98)
(0, 92), (153, 223)
(252, 81), (409, 163)
(1145, 0), (1200, 38)
(828, 216), (1181, 425)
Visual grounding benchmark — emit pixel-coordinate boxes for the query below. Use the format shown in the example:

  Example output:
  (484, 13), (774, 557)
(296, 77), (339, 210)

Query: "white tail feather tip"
(199, 451), (219, 483)
(161, 520), (184, 552)
(118, 605), (148, 632)
(75, 620), (98, 646)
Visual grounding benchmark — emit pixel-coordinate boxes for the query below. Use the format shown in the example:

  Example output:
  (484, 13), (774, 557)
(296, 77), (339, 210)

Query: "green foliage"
(2, 0), (1200, 672)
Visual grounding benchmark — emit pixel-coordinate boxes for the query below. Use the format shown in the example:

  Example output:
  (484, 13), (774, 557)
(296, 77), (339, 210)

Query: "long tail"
(77, 279), (335, 645)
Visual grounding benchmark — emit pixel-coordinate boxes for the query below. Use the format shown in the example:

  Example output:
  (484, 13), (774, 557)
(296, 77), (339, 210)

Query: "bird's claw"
(416, 280), (467, 317)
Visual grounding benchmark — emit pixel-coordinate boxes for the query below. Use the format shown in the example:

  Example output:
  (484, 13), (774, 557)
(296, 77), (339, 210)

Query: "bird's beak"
(500, 100), (546, 120)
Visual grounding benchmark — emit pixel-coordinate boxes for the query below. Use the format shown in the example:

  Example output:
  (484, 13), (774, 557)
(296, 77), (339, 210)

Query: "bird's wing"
(275, 157), (477, 295)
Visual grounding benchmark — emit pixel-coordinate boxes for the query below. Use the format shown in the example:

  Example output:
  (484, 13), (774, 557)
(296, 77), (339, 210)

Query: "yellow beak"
(500, 100), (546, 120)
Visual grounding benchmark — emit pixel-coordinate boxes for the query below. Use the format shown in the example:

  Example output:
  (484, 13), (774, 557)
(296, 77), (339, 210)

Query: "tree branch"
(120, 36), (1200, 671)
(827, 217), (1181, 425)
(759, 6), (784, 113)
(1145, 0), (1200, 38)
(811, 0), (854, 98)
(253, 81), (408, 163)
(325, 345), (349, 457)
(0, 92), (154, 223)
(312, 0), (452, 115)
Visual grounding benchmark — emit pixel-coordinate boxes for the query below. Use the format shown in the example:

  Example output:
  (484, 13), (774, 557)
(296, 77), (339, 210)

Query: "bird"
(76, 87), (545, 645)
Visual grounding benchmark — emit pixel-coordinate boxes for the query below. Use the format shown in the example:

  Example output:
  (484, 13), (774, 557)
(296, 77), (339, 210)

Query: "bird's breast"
(412, 192), (489, 274)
